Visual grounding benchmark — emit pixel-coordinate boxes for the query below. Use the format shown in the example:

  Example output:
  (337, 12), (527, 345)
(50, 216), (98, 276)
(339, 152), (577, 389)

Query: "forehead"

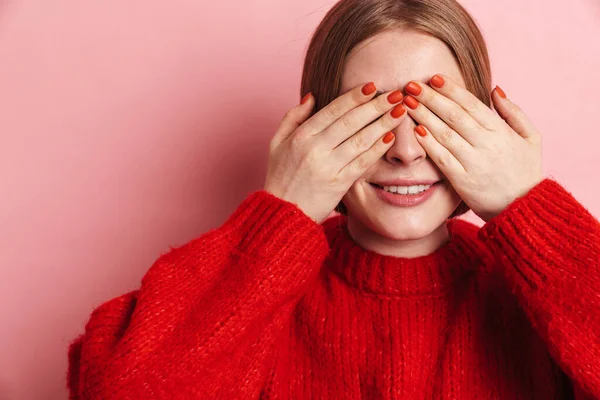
(340, 28), (466, 94)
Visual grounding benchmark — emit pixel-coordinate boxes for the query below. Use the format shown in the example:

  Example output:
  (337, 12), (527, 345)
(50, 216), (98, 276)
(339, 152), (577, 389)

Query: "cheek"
(340, 181), (371, 207)
(438, 182), (464, 211)
(444, 181), (462, 200)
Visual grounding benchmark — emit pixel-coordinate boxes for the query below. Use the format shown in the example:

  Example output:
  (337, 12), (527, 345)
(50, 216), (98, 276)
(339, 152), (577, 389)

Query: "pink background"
(0, 0), (598, 398)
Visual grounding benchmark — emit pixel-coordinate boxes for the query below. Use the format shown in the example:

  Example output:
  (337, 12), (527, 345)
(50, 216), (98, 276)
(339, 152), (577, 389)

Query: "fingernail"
(300, 92), (312, 105)
(405, 82), (422, 96)
(362, 82), (377, 96)
(383, 131), (395, 144)
(403, 95), (419, 110)
(391, 104), (406, 118)
(495, 85), (507, 99)
(387, 90), (403, 104)
(415, 125), (428, 137)
(430, 75), (445, 88)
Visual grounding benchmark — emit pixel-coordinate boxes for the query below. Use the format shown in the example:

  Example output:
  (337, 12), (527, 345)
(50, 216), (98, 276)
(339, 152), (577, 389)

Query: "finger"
(322, 89), (404, 149)
(404, 81), (484, 147)
(333, 103), (407, 171)
(300, 82), (380, 136)
(491, 86), (539, 139)
(271, 92), (315, 149)
(340, 126), (397, 181)
(413, 124), (467, 180)
(426, 74), (497, 130)
(403, 94), (472, 163)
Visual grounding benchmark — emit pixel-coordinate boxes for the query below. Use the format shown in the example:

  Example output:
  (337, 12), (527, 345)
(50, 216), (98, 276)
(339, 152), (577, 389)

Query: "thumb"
(492, 86), (537, 139)
(270, 93), (315, 150)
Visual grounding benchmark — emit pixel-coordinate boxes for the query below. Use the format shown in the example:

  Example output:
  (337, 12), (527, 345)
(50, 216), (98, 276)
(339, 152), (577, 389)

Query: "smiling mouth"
(369, 180), (444, 189)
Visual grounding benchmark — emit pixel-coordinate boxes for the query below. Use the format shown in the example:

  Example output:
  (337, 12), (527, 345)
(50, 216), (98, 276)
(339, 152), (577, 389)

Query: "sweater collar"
(322, 215), (484, 297)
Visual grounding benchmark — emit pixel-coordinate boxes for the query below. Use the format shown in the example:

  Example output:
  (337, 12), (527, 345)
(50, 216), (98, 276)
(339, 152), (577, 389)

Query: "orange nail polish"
(415, 125), (427, 137)
(387, 90), (403, 104)
(391, 104), (406, 118)
(383, 131), (395, 144)
(405, 82), (422, 96)
(495, 85), (507, 99)
(403, 95), (419, 109)
(430, 75), (445, 88)
(362, 82), (377, 96)
(301, 92), (312, 105)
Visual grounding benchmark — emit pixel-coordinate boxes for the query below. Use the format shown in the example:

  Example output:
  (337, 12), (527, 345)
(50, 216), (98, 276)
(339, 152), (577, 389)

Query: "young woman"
(67, 0), (600, 398)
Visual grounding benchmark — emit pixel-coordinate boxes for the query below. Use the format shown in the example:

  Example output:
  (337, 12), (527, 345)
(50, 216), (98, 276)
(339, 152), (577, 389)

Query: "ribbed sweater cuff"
(477, 177), (600, 290)
(221, 189), (330, 262)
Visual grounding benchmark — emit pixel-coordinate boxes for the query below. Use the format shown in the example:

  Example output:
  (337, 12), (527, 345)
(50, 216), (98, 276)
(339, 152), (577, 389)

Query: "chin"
(351, 205), (452, 241)
(372, 214), (444, 240)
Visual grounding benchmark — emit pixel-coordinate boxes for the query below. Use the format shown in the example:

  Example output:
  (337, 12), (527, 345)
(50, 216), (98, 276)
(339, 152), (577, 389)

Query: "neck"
(322, 215), (480, 296)
(346, 216), (450, 259)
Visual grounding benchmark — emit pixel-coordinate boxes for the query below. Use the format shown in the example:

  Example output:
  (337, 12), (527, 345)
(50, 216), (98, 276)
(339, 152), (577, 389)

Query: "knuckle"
(374, 98), (389, 114)
(329, 174), (343, 189)
(513, 105), (526, 119)
(445, 85), (457, 98)
(438, 151), (451, 167)
(355, 154), (370, 170)
(324, 101), (342, 120)
(463, 98), (479, 114)
(350, 132), (369, 153)
(423, 90), (436, 103)
(439, 127), (454, 143)
(289, 131), (306, 149)
(341, 114), (358, 130)
(294, 126), (308, 138)
(283, 108), (295, 121)
(303, 148), (320, 167)
(447, 107), (464, 125)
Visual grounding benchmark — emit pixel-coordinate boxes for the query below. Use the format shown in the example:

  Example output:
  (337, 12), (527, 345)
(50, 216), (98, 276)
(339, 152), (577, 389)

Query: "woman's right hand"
(263, 82), (408, 224)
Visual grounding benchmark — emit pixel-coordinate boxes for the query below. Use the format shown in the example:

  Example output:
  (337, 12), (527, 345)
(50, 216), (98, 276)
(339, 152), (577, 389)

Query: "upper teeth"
(382, 184), (430, 194)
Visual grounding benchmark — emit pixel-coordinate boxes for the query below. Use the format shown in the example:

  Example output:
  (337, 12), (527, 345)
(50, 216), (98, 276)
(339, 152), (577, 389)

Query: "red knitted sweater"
(67, 178), (600, 399)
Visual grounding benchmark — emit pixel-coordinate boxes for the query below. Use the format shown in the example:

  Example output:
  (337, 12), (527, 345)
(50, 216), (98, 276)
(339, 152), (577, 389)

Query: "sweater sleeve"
(67, 189), (330, 400)
(477, 178), (600, 399)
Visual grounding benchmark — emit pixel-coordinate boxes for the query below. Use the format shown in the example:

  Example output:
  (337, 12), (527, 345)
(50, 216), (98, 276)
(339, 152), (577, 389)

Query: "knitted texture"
(67, 178), (600, 399)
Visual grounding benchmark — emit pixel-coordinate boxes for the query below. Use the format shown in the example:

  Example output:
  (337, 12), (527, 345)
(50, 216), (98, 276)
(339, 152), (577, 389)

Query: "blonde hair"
(300, 0), (492, 218)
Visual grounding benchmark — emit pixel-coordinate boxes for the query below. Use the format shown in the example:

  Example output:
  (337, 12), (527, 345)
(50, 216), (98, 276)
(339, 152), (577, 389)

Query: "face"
(339, 28), (465, 257)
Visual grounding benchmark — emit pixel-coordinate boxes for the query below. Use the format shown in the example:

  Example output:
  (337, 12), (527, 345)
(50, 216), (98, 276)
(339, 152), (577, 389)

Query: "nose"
(384, 116), (427, 165)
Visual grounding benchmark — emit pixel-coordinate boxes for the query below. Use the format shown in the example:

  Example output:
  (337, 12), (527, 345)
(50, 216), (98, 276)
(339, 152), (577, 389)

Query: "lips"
(370, 179), (442, 187)
(370, 179), (441, 206)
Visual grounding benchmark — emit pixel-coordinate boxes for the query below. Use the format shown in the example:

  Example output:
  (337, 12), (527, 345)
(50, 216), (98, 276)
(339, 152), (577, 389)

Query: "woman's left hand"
(403, 74), (544, 223)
